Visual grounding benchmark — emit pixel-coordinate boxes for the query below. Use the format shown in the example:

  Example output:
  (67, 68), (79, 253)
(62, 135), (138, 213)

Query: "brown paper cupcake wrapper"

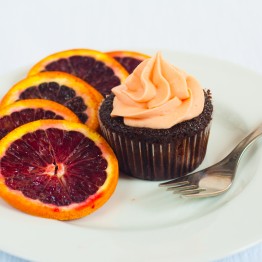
(100, 123), (211, 181)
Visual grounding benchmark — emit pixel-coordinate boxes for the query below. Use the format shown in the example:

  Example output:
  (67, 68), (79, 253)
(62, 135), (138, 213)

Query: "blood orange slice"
(106, 50), (150, 73)
(0, 99), (80, 140)
(28, 49), (129, 96)
(0, 71), (102, 130)
(0, 120), (118, 220)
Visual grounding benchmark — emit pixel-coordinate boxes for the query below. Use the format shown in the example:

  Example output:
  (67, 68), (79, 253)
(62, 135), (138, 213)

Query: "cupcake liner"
(99, 121), (211, 181)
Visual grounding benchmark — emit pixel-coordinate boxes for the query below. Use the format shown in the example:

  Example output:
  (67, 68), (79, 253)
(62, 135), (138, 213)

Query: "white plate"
(0, 51), (261, 262)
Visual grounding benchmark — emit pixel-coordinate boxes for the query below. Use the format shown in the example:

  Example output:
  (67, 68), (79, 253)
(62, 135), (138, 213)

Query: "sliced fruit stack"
(0, 48), (149, 220)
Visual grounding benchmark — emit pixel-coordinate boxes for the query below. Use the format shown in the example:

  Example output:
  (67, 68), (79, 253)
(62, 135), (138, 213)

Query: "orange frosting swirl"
(111, 52), (204, 129)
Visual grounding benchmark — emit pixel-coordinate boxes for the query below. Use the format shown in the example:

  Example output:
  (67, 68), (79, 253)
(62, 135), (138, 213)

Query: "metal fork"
(159, 124), (262, 198)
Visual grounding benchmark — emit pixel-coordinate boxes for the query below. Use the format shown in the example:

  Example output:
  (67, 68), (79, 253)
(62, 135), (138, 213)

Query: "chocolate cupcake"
(99, 52), (213, 181)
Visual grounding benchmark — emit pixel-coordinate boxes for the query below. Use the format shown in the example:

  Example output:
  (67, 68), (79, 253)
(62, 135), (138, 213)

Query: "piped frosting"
(111, 52), (204, 129)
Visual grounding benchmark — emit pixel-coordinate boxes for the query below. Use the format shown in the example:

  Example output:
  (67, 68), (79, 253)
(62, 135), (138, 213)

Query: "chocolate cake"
(99, 91), (213, 181)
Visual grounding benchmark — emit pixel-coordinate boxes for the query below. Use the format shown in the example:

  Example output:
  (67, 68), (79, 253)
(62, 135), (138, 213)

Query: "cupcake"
(98, 52), (213, 181)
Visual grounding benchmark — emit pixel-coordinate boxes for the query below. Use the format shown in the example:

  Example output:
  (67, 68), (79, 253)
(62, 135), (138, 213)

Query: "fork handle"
(221, 123), (262, 170)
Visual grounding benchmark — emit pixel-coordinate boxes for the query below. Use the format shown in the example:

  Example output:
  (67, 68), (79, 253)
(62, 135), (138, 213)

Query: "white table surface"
(0, 0), (262, 261)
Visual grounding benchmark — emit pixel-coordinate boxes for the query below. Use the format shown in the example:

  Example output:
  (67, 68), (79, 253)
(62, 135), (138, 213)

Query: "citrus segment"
(0, 72), (103, 130)
(28, 49), (129, 96)
(0, 99), (80, 140)
(0, 120), (118, 220)
(106, 50), (150, 73)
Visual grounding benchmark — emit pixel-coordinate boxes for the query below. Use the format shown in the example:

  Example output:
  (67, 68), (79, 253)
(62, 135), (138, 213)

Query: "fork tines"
(159, 179), (206, 198)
